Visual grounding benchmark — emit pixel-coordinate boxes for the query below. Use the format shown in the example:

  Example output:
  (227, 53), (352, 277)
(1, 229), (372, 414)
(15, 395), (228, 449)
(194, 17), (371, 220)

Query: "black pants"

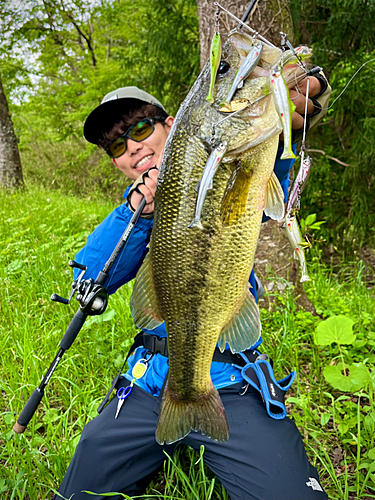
(56, 380), (328, 500)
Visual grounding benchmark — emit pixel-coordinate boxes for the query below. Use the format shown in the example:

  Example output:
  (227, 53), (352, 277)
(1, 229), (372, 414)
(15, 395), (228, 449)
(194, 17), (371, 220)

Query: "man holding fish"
(55, 30), (331, 500)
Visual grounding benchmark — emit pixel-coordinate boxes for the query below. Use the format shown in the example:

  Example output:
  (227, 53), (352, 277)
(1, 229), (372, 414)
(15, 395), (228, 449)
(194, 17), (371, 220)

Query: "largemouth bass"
(131, 30), (286, 445)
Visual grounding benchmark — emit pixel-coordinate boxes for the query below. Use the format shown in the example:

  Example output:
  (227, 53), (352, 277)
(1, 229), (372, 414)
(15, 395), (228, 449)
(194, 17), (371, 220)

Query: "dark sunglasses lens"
(128, 120), (154, 141)
(106, 137), (126, 158)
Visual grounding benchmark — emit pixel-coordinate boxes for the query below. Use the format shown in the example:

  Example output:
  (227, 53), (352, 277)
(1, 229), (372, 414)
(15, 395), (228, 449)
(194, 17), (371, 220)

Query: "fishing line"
(289, 87), (301, 101)
(283, 57), (375, 111)
(299, 74), (310, 168)
(245, 69), (316, 110)
(211, 103), (250, 144)
(325, 57), (375, 110)
(214, 2), (276, 49)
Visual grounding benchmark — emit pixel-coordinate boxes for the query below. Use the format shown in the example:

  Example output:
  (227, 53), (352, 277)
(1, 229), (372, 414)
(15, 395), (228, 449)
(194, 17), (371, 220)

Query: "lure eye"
(218, 61), (230, 74)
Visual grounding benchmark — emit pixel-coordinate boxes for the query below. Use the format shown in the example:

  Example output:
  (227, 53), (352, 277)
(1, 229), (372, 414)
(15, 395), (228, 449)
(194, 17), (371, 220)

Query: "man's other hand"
(289, 76), (322, 131)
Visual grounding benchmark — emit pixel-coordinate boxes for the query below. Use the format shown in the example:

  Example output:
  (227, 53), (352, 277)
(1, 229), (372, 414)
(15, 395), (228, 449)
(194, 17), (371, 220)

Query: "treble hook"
(280, 31), (288, 51)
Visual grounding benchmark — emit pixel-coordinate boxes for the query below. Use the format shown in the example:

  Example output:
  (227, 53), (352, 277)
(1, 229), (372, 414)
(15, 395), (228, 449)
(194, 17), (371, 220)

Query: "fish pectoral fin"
(155, 383), (229, 445)
(218, 290), (261, 353)
(220, 168), (252, 226)
(130, 253), (164, 330)
(264, 172), (285, 221)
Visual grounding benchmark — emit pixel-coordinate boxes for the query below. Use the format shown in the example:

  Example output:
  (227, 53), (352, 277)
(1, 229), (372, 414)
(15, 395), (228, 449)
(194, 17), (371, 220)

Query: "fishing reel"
(51, 260), (109, 316)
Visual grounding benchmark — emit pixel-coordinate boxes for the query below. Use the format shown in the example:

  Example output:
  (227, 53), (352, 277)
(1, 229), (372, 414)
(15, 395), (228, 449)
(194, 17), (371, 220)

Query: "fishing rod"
(237, 0), (257, 30)
(13, 197), (146, 434)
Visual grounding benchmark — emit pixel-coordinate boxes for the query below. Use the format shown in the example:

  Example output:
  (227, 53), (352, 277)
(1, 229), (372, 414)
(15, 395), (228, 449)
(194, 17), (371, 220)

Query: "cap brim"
(84, 97), (156, 144)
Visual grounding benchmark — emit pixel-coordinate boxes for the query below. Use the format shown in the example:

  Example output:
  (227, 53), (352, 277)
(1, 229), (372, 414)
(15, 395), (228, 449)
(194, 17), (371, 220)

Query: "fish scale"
(130, 30), (287, 445)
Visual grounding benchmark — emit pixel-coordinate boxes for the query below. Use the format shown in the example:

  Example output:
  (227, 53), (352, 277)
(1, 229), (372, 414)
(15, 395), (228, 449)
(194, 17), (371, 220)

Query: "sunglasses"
(104, 117), (165, 159)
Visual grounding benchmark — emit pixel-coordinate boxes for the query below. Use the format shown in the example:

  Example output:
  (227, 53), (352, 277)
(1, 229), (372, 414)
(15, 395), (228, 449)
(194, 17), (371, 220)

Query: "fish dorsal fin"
(264, 172), (285, 221)
(220, 167), (252, 226)
(218, 289), (261, 353)
(130, 252), (164, 330)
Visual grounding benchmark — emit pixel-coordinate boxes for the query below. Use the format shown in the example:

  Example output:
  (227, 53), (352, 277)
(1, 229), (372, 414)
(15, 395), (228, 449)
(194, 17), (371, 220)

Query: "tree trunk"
(0, 73), (23, 188)
(196, 0), (294, 67)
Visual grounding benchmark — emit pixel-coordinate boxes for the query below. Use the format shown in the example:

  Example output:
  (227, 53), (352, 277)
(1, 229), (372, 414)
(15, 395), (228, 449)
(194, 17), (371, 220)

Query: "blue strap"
(240, 355), (296, 420)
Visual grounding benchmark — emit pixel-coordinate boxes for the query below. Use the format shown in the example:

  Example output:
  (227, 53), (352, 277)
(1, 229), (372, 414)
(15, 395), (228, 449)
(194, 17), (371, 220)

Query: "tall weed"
(0, 186), (374, 499)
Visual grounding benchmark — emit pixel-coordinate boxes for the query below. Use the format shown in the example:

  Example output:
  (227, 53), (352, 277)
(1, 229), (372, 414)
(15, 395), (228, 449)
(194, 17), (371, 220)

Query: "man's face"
(113, 116), (174, 180)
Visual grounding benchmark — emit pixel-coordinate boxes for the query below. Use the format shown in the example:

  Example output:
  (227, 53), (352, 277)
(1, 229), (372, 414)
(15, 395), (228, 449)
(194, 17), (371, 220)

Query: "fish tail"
(188, 219), (204, 229)
(155, 385), (229, 445)
(280, 148), (296, 160)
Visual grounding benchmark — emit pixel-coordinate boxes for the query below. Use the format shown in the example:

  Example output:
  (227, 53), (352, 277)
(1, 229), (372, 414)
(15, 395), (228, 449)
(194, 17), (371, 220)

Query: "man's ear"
(165, 116), (174, 131)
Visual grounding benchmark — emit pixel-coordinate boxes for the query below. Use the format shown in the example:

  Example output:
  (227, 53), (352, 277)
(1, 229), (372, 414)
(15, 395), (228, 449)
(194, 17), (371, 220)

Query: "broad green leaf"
(0, 477), (8, 494)
(323, 364), (369, 391)
(309, 221), (326, 230)
(320, 413), (330, 425)
(314, 315), (355, 346)
(83, 309), (116, 329)
(368, 448), (375, 460)
(365, 414), (375, 435)
(3, 414), (13, 426)
(285, 397), (300, 405)
(338, 422), (349, 434)
(6, 259), (24, 273)
(305, 213), (316, 226)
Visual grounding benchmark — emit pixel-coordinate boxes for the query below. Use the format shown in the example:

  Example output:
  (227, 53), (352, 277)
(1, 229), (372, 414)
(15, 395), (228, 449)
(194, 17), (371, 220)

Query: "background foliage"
(0, 0), (200, 201)
(1, 186), (374, 499)
(1, 0), (374, 244)
(290, 0), (375, 246)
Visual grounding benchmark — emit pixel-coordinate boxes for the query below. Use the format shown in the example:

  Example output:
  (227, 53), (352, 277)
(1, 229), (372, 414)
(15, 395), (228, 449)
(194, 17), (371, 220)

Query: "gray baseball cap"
(84, 86), (167, 144)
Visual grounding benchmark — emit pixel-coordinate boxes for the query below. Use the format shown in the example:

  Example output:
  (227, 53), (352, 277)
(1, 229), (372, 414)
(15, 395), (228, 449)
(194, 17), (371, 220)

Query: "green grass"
(0, 186), (374, 499)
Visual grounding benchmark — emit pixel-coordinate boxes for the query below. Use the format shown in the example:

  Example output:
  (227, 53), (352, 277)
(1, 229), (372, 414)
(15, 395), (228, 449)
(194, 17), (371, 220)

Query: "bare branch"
(65, 13), (97, 67)
(308, 149), (350, 167)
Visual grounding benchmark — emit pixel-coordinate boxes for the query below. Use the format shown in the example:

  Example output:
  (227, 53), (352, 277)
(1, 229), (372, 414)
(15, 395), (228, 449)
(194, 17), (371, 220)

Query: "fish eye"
(218, 61), (230, 74)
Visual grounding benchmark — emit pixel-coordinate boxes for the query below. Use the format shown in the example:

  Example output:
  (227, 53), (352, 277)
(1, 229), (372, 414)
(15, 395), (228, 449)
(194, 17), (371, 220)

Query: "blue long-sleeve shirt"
(75, 146), (296, 395)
